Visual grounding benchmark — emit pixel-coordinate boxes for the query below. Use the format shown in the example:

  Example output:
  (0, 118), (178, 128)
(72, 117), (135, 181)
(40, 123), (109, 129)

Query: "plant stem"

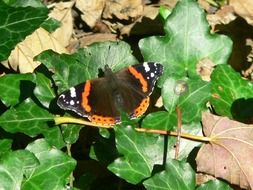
(175, 107), (182, 159)
(135, 128), (210, 142)
(54, 116), (112, 128)
(66, 144), (74, 187)
(54, 116), (211, 142)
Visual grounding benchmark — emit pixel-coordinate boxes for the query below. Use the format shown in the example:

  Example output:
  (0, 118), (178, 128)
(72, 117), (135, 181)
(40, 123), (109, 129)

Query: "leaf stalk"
(54, 116), (211, 142)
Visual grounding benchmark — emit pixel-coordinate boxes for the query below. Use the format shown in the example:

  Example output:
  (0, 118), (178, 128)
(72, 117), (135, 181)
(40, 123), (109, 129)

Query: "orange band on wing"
(88, 115), (116, 125)
(133, 97), (150, 117)
(82, 80), (91, 112)
(128, 66), (148, 92)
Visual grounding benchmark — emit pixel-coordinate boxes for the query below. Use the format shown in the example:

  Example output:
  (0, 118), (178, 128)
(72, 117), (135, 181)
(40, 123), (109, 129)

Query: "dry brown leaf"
(196, 112), (253, 189)
(79, 33), (118, 47)
(49, 1), (74, 47)
(103, 0), (143, 20)
(196, 58), (215, 81)
(4, 28), (68, 73)
(207, 5), (236, 28)
(230, 0), (253, 25)
(154, 96), (163, 108)
(75, 0), (105, 28)
(120, 5), (159, 36)
(196, 173), (216, 185)
(160, 0), (178, 8)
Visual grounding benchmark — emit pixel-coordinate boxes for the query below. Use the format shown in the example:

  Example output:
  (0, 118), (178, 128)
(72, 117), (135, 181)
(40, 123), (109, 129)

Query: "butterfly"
(57, 62), (163, 125)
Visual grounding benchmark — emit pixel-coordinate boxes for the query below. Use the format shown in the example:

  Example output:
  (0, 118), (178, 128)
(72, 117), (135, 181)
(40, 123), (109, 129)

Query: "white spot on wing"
(70, 100), (75, 105)
(150, 72), (155, 78)
(143, 62), (150, 72)
(70, 87), (76, 98)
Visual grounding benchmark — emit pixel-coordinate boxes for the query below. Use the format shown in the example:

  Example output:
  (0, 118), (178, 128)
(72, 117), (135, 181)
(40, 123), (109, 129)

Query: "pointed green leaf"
(41, 18), (61, 32)
(22, 139), (76, 190)
(143, 160), (195, 190)
(162, 77), (211, 123)
(90, 132), (118, 165)
(211, 64), (253, 118)
(0, 73), (35, 106)
(139, 0), (232, 84)
(142, 111), (177, 130)
(196, 179), (232, 190)
(36, 41), (138, 93)
(0, 98), (53, 137)
(108, 123), (167, 184)
(61, 124), (82, 144)
(166, 122), (202, 161)
(0, 139), (12, 156)
(34, 72), (55, 108)
(3, 0), (45, 8)
(0, 1), (48, 61)
(42, 127), (65, 149)
(0, 150), (38, 190)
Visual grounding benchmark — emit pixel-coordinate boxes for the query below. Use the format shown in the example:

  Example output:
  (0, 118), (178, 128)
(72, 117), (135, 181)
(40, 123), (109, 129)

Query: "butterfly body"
(57, 62), (163, 125)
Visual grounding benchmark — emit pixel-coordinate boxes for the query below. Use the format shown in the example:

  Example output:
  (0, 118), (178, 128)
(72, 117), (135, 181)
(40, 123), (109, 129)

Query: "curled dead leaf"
(155, 96), (163, 108)
(103, 0), (143, 20)
(75, 0), (105, 28)
(207, 5), (236, 29)
(196, 112), (253, 189)
(230, 0), (253, 25)
(79, 33), (118, 47)
(4, 28), (68, 73)
(49, 1), (74, 47)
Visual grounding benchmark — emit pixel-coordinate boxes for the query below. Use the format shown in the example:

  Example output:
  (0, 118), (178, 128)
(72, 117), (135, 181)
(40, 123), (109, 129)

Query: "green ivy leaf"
(0, 150), (38, 190)
(0, 73), (35, 106)
(0, 1), (48, 61)
(159, 6), (172, 20)
(90, 132), (118, 166)
(43, 127), (65, 149)
(142, 111), (177, 130)
(162, 77), (211, 123)
(41, 18), (61, 32)
(143, 160), (195, 190)
(0, 139), (12, 156)
(3, 0), (45, 8)
(143, 77), (210, 130)
(167, 122), (202, 161)
(211, 64), (253, 118)
(61, 124), (82, 144)
(22, 139), (76, 190)
(196, 179), (232, 190)
(108, 123), (167, 184)
(139, 0), (232, 84)
(34, 72), (55, 108)
(0, 98), (54, 137)
(143, 118), (202, 160)
(36, 41), (138, 93)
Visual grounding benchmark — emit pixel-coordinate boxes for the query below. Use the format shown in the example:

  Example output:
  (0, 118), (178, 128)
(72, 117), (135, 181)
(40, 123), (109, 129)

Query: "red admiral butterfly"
(57, 62), (163, 125)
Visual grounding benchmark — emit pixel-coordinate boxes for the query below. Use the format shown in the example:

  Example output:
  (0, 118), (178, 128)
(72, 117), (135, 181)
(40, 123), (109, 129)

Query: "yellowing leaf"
(49, 1), (74, 47)
(196, 112), (253, 189)
(76, 0), (105, 28)
(103, 0), (143, 20)
(5, 28), (68, 73)
(230, 0), (253, 25)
